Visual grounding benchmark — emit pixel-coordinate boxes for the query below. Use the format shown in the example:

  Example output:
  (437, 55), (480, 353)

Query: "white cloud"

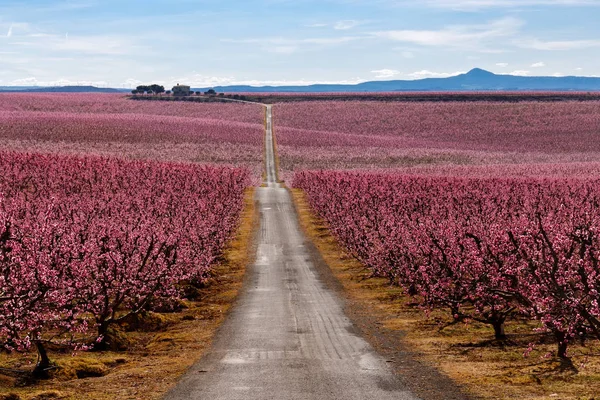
(551, 72), (564, 77)
(3, 23), (29, 38)
(304, 20), (368, 31)
(167, 73), (366, 87)
(124, 78), (144, 87)
(371, 69), (401, 78)
(303, 37), (361, 45)
(576, 67), (583, 71)
(372, 17), (523, 51)
(3, 26), (145, 56)
(509, 70), (530, 76)
(496, 62), (509, 67)
(407, 70), (465, 79)
(228, 78), (366, 86)
(10, 77), (110, 87)
(221, 36), (363, 54)
(50, 34), (141, 55)
(271, 46), (298, 54)
(29, 33), (56, 38)
(517, 38), (600, 50)
(334, 20), (363, 30)
(531, 61), (546, 67)
(401, 51), (415, 58)
(9, 77), (39, 85)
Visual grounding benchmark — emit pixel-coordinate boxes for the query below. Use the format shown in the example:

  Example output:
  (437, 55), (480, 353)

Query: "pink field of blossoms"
(0, 93), (261, 122)
(0, 93), (265, 178)
(0, 94), (264, 372)
(288, 99), (600, 360)
(276, 100), (600, 177)
(0, 152), (250, 372)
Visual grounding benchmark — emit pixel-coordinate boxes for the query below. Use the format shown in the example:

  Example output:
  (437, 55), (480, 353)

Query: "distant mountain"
(194, 68), (600, 93)
(0, 86), (125, 93)
(0, 86), (38, 91)
(1, 70), (599, 94)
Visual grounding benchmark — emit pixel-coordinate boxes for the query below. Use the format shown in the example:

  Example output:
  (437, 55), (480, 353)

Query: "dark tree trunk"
(492, 320), (507, 340)
(555, 331), (569, 359)
(93, 320), (111, 351)
(32, 341), (52, 379)
(558, 340), (569, 359)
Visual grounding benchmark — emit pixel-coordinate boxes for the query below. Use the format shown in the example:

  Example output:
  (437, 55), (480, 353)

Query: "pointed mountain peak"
(465, 68), (496, 77)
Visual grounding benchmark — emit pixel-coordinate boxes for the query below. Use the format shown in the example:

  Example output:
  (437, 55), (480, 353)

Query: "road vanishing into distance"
(165, 105), (420, 400)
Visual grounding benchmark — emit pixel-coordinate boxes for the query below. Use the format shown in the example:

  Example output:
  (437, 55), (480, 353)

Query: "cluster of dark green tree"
(131, 84), (165, 95)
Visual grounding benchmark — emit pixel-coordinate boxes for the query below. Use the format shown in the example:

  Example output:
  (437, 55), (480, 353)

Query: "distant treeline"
(131, 84), (165, 95)
(235, 92), (600, 104)
(128, 93), (250, 103)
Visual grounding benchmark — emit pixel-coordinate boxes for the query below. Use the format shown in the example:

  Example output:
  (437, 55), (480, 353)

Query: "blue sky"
(0, 0), (599, 87)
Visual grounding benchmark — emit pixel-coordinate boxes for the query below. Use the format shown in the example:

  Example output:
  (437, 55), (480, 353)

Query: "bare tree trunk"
(493, 320), (507, 340)
(93, 320), (111, 351)
(555, 331), (569, 359)
(32, 340), (52, 379)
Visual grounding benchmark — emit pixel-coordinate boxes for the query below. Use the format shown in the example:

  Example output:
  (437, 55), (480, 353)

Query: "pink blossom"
(0, 152), (250, 352)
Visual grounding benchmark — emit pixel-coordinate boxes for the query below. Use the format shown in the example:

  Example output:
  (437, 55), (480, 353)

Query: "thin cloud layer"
(372, 17), (523, 51)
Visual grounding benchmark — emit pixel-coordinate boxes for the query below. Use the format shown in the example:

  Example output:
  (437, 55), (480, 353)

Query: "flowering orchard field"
(0, 152), (250, 374)
(294, 170), (600, 359)
(276, 101), (600, 150)
(276, 101), (600, 175)
(0, 93), (262, 122)
(243, 91), (600, 105)
(0, 111), (261, 145)
(0, 94), (265, 179)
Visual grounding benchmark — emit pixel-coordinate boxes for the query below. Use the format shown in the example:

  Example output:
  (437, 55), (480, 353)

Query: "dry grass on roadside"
(291, 188), (600, 400)
(0, 189), (258, 400)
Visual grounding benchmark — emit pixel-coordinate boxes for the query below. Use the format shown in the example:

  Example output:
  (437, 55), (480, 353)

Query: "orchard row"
(294, 170), (600, 358)
(0, 152), (250, 372)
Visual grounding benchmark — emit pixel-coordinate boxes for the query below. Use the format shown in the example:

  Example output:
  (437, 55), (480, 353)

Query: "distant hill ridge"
(1, 69), (600, 93)
(195, 68), (600, 92)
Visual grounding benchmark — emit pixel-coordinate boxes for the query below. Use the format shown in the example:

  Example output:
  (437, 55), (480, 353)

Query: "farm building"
(172, 84), (191, 96)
